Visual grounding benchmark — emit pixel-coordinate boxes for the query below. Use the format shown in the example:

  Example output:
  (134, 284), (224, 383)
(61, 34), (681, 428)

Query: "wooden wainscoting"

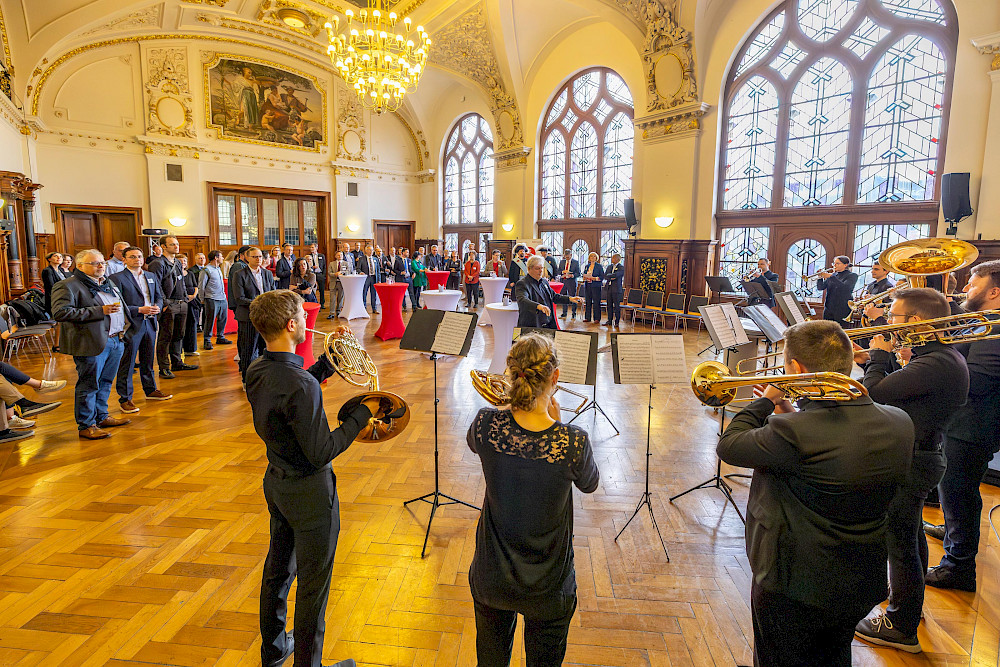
(623, 239), (720, 297)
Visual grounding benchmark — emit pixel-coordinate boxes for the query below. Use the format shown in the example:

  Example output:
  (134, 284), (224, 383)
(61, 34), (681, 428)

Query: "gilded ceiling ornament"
(0, 3), (13, 75)
(82, 6), (162, 35)
(143, 47), (196, 139)
(640, 0), (698, 113)
(336, 81), (367, 161)
(258, 0), (328, 37)
(180, 0), (229, 5)
(430, 6), (523, 152)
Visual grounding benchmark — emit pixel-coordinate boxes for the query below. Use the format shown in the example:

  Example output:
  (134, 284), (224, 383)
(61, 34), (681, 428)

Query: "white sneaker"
(10, 415), (35, 429)
(37, 379), (67, 393)
(186, 350), (200, 356)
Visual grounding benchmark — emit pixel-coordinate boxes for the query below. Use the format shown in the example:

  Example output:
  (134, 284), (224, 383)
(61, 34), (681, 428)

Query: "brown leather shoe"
(98, 416), (131, 428)
(79, 426), (111, 439)
(120, 400), (139, 414)
(145, 390), (173, 400)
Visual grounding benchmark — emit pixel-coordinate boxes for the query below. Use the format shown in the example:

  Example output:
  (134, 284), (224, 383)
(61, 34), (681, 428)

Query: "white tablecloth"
(478, 277), (509, 326)
(421, 289), (463, 312)
(487, 302), (520, 374)
(340, 274), (370, 321)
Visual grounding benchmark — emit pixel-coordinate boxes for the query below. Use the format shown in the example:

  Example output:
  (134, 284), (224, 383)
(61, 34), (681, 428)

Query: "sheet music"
(781, 293), (807, 324)
(760, 306), (787, 334)
(650, 335), (688, 383)
(553, 331), (591, 385)
(702, 305), (738, 349)
(432, 311), (470, 355)
(720, 303), (751, 345)
(615, 335), (654, 384)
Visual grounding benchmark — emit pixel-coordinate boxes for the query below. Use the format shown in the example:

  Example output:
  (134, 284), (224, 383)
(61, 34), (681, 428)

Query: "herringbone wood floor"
(0, 306), (997, 666)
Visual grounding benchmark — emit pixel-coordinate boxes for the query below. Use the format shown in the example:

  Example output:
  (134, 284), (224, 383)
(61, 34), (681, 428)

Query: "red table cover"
(549, 281), (564, 294)
(294, 302), (321, 367)
(425, 270), (450, 291)
(217, 279), (239, 336)
(374, 283), (408, 341)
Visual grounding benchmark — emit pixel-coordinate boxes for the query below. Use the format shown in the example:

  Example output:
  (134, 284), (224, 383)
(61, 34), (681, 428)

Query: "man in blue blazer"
(603, 252), (625, 327)
(275, 243), (296, 290)
(231, 247), (276, 383)
(109, 246), (172, 413)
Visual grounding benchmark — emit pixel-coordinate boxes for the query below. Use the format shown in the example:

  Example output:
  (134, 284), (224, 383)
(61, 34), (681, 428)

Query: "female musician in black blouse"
(817, 255), (859, 324)
(467, 334), (599, 666)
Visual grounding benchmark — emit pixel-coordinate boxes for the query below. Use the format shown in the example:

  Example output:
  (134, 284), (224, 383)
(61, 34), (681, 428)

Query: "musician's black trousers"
(260, 465), (340, 667)
(751, 584), (856, 667)
(236, 320), (266, 382)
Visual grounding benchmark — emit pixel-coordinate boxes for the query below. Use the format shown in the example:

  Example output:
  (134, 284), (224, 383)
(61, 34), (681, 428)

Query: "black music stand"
(739, 280), (771, 306)
(705, 276), (738, 305)
(400, 309), (480, 557)
(775, 290), (809, 325)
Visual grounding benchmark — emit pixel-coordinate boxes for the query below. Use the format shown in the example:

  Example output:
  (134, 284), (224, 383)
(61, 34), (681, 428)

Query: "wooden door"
(101, 213), (139, 256)
(64, 213), (99, 259)
(374, 222), (414, 254)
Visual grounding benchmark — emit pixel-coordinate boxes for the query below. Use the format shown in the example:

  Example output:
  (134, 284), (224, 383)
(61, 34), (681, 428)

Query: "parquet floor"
(0, 306), (997, 666)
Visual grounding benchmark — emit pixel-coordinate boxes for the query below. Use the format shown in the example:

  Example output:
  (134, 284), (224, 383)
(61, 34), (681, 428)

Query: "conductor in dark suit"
(515, 255), (582, 329)
(231, 246), (276, 383)
(275, 243), (296, 290)
(52, 249), (135, 440)
(603, 253), (625, 327)
(718, 320), (913, 666)
(816, 255), (859, 324)
(557, 248), (581, 319)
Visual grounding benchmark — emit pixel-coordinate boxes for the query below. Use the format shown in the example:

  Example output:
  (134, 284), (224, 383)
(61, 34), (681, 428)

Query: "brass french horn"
(307, 328), (410, 442)
(470, 369), (590, 413)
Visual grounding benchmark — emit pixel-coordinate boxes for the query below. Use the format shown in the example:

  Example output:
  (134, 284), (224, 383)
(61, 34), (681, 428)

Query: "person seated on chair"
(717, 320), (914, 667)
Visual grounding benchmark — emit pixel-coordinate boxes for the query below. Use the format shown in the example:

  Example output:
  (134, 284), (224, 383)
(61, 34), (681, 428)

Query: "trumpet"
(306, 328), (410, 442)
(844, 283), (907, 325)
(691, 360), (867, 408)
(470, 369), (590, 413)
(804, 267), (835, 280)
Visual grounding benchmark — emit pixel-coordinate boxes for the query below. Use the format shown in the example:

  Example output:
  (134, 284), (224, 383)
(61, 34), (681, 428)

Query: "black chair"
(621, 288), (644, 324)
(634, 290), (664, 327)
(654, 292), (687, 331)
(676, 295), (711, 334)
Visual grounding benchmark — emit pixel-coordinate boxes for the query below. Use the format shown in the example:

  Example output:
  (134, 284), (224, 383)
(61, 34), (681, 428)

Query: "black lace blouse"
(467, 407), (599, 610)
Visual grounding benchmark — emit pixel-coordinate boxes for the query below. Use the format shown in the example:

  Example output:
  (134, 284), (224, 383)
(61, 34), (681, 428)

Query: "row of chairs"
(620, 290), (711, 332)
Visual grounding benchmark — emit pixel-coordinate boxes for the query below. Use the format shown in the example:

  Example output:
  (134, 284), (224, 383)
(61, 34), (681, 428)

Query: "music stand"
(775, 291), (808, 325)
(705, 276), (738, 305)
(610, 332), (689, 559)
(400, 309), (480, 557)
(739, 280), (771, 306)
(743, 305), (786, 345)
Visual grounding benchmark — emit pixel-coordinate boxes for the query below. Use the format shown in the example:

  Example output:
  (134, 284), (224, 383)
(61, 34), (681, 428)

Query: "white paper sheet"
(615, 334), (688, 384)
(781, 293), (807, 324)
(650, 334), (688, 384)
(720, 303), (751, 345)
(553, 331), (591, 385)
(432, 311), (471, 355)
(701, 305), (738, 349)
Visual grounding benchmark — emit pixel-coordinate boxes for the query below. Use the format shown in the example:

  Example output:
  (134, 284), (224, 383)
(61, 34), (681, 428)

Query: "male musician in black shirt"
(854, 288), (969, 653)
(247, 289), (379, 667)
(745, 258), (779, 307)
(816, 255), (858, 324)
(924, 259), (1000, 592)
(718, 320), (913, 667)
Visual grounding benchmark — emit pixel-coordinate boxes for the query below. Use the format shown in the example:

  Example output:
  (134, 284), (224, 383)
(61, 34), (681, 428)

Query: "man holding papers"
(515, 256), (583, 329)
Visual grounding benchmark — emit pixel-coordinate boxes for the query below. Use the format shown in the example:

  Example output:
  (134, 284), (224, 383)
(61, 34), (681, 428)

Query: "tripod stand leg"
(614, 494), (647, 541)
(419, 495), (439, 558)
(645, 497), (669, 561)
(668, 477), (718, 501)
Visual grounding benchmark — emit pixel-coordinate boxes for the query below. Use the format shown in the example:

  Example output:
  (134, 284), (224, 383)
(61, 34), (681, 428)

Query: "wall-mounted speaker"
(942, 172), (973, 235)
(141, 228), (169, 237)
(165, 164), (183, 182)
(624, 199), (639, 237)
(347, 182), (359, 197)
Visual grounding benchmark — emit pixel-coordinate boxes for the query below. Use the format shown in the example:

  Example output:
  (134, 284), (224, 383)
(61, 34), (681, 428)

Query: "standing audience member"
(340, 242), (357, 275)
(52, 250), (132, 440)
(508, 245), (529, 289)
(291, 258), (318, 303)
(109, 247), (172, 413)
(180, 255), (201, 358)
(603, 252), (625, 327)
(61, 253), (74, 273)
(222, 250), (238, 278)
(42, 251), (69, 316)
(327, 251), (349, 320)
(231, 247), (275, 385)
(382, 247), (396, 283)
(352, 242), (363, 266)
(467, 334), (598, 666)
(446, 250), (461, 291)
(463, 251), (481, 308)
(557, 249), (581, 319)
(198, 251), (232, 349)
(276, 243), (296, 290)
(581, 252), (604, 323)
(924, 260), (1000, 593)
(515, 256), (582, 329)
(718, 320), (913, 666)
(360, 245), (380, 314)
(537, 246), (558, 279)
(817, 256), (859, 325)
(306, 243), (327, 310)
(263, 246), (281, 274)
(487, 250), (507, 278)
(426, 244), (444, 271)
(411, 250), (427, 307)
(394, 248), (414, 311)
(853, 288), (969, 653)
(105, 242), (129, 275)
(147, 235), (198, 378)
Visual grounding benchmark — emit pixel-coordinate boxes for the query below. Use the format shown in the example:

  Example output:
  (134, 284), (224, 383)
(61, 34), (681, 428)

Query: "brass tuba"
(470, 369), (590, 413)
(307, 328), (410, 442)
(878, 237), (979, 289)
(691, 360), (868, 408)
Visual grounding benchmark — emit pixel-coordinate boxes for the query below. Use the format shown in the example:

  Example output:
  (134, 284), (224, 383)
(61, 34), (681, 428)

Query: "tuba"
(470, 370), (590, 413)
(878, 237), (979, 289)
(691, 360), (867, 408)
(307, 328), (410, 442)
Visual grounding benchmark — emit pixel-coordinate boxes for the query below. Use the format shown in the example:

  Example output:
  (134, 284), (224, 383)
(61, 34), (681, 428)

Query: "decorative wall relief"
(204, 54), (326, 151)
(336, 81), (366, 162)
(430, 6), (524, 152)
(144, 47), (196, 139)
(640, 0), (698, 113)
(82, 6), (162, 36)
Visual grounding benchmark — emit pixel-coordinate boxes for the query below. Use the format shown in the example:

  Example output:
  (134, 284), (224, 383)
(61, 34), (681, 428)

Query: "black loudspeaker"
(942, 172), (973, 224)
(624, 198), (638, 236)
(141, 228), (169, 237)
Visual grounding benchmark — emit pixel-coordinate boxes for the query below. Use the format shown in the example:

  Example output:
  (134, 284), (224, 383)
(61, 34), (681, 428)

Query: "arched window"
(443, 114), (494, 226)
(539, 68), (634, 220)
(717, 0), (957, 299)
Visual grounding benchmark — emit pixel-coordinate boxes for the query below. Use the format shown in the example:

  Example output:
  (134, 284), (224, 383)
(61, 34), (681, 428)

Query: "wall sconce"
(168, 217), (187, 228)
(655, 217), (674, 228)
(501, 222), (514, 233)
(347, 221), (360, 233)
(0, 197), (5, 210)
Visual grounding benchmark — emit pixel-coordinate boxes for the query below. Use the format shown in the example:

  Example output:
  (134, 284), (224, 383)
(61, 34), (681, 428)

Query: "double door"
(59, 207), (140, 260)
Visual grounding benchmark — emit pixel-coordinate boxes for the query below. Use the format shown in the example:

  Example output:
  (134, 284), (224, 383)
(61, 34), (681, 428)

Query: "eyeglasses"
(81, 261), (107, 267)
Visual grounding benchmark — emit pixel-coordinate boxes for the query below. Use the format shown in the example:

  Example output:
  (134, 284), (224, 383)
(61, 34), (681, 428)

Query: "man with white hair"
(52, 249), (134, 440)
(515, 255), (583, 329)
(105, 242), (129, 275)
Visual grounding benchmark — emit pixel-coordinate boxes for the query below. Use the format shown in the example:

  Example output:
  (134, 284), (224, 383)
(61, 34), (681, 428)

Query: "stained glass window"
(852, 223), (931, 285)
(786, 238), (828, 296)
(600, 229), (627, 264)
(541, 232), (564, 256)
(719, 226), (771, 288)
(571, 240), (590, 266)
(442, 113), (494, 227)
(539, 68), (634, 220)
(445, 233), (458, 254)
(283, 200), (299, 246)
(241, 197), (259, 246)
(217, 195), (236, 246)
(721, 0), (955, 213)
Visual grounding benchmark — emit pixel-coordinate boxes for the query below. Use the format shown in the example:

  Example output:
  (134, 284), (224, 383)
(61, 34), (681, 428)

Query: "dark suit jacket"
(581, 261), (604, 294)
(515, 275), (572, 329)
(604, 262), (625, 294)
(425, 253), (445, 271)
(508, 257), (529, 289)
(557, 259), (580, 295)
(718, 396), (913, 615)
(275, 255), (296, 290)
(52, 271), (136, 356)
(391, 255), (410, 281)
(947, 316), (1000, 447)
(358, 254), (381, 283)
(817, 270), (858, 322)
(231, 266), (276, 322)
(308, 253), (327, 286)
(109, 269), (163, 332)
(42, 265), (69, 314)
(226, 259), (248, 310)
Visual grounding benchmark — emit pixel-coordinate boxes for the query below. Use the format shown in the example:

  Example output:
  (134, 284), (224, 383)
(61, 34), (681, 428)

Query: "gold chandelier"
(324, 0), (431, 114)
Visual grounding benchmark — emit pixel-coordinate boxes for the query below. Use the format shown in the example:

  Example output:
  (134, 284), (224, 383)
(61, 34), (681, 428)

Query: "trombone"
(470, 369), (590, 413)
(306, 328), (410, 442)
(844, 283), (907, 326)
(691, 360), (867, 408)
